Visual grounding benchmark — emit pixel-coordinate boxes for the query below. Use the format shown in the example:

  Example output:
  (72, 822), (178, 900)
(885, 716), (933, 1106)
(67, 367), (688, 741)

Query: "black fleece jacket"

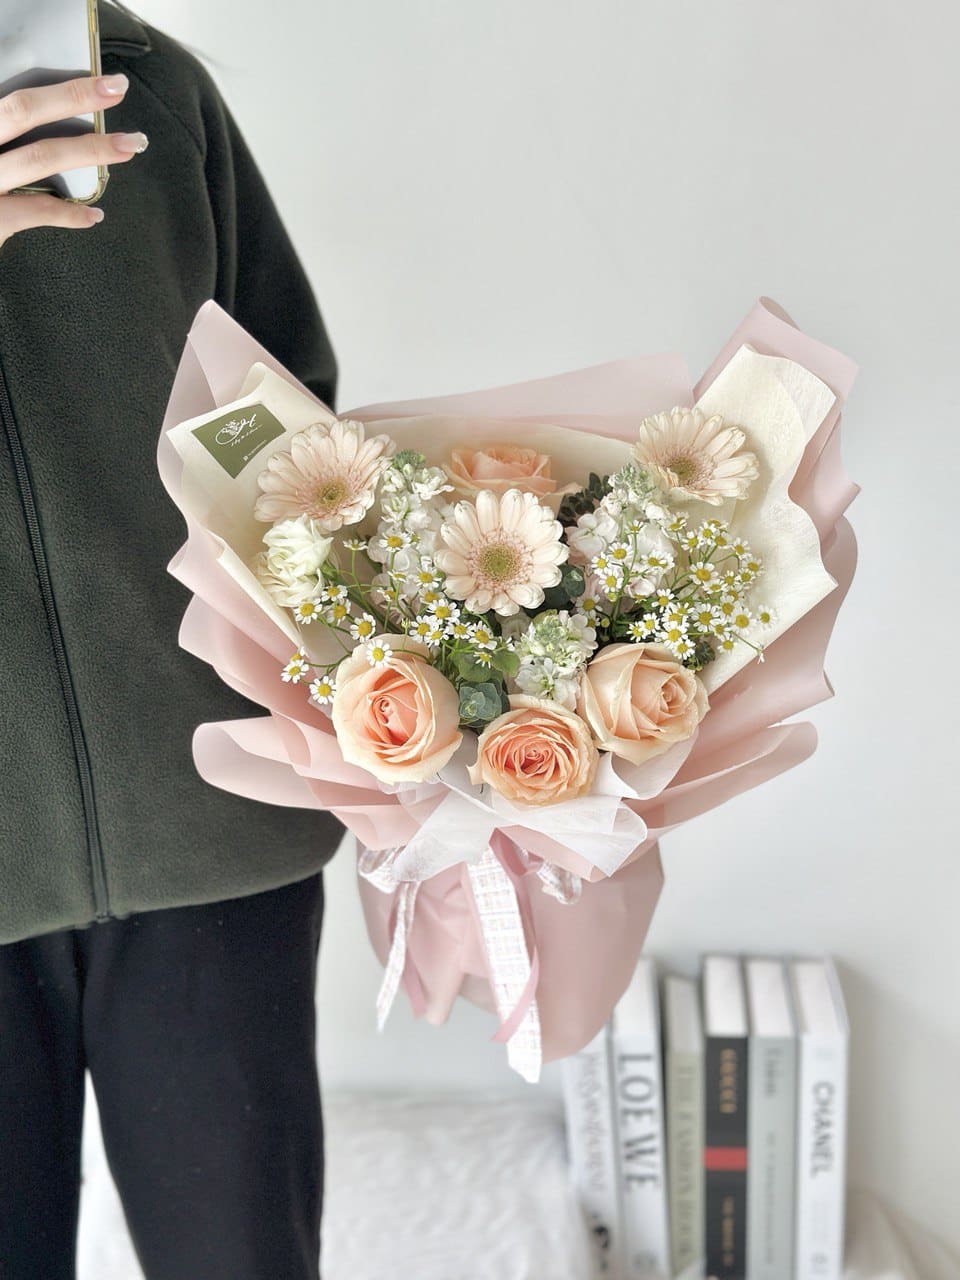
(0, 3), (342, 942)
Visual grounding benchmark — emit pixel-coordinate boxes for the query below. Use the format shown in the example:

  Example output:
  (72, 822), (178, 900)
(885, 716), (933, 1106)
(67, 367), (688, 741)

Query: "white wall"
(129, 0), (959, 1250)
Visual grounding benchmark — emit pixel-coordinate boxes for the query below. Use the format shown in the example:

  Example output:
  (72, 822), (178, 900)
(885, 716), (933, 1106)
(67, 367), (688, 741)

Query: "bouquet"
(159, 298), (857, 1080)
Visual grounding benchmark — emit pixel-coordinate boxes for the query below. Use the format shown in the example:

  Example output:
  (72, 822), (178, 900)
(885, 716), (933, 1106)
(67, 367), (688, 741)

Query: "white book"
(612, 958), (670, 1280)
(662, 974), (705, 1278)
(745, 957), (798, 1280)
(564, 1025), (623, 1277)
(789, 957), (849, 1280)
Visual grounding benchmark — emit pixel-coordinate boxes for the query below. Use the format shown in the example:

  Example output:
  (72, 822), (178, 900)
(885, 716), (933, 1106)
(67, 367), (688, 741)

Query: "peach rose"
(468, 695), (598, 806)
(577, 643), (708, 767)
(332, 636), (462, 783)
(445, 445), (560, 500)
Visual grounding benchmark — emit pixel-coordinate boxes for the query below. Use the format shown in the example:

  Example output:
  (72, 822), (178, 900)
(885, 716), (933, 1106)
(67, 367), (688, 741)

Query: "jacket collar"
(98, 2), (152, 56)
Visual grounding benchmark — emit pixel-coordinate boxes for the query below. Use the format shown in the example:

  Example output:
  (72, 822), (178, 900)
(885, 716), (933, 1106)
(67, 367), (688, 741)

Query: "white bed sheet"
(77, 1087), (959, 1280)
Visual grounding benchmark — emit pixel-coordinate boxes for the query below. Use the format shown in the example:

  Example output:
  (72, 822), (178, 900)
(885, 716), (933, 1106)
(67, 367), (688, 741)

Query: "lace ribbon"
(358, 842), (562, 1082)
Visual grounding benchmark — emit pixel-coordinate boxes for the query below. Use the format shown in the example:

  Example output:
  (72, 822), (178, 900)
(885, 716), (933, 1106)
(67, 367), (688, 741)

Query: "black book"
(703, 955), (749, 1280)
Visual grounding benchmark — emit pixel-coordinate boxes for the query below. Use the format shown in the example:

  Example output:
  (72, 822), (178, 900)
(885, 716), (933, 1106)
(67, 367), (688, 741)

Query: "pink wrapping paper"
(158, 298), (856, 1066)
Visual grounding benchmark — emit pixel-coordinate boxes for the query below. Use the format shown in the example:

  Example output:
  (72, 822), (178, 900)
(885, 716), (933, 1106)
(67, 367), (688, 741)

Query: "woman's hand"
(0, 73), (147, 249)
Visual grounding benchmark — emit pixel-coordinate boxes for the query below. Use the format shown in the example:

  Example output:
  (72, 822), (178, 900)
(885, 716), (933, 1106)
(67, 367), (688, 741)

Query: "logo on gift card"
(192, 403), (286, 478)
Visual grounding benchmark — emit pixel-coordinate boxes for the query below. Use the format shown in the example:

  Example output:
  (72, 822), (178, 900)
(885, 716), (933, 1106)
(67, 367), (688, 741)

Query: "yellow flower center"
(666, 454), (706, 485)
(310, 476), (349, 514)
(476, 541), (522, 583)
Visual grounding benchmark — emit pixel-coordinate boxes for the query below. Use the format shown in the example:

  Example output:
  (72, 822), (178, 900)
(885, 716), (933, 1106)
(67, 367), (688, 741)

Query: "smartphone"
(0, 0), (107, 203)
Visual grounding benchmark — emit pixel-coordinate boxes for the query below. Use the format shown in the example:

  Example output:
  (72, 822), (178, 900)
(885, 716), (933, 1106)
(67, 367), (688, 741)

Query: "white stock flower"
(567, 507), (620, 562)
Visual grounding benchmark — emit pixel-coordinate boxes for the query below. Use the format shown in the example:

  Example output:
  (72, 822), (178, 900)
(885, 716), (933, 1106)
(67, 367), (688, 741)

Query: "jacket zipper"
(0, 361), (110, 920)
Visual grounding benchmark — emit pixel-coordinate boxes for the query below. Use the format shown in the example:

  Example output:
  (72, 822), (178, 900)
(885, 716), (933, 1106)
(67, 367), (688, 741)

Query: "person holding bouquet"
(0, 5), (339, 1277)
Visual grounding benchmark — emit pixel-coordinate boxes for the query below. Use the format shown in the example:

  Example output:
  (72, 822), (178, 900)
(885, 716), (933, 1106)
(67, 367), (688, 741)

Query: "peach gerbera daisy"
(254, 419), (395, 530)
(633, 407), (759, 505)
(435, 489), (568, 616)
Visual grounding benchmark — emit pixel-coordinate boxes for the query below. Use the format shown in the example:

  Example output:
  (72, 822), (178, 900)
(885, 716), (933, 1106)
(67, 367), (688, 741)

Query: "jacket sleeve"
(199, 92), (338, 411)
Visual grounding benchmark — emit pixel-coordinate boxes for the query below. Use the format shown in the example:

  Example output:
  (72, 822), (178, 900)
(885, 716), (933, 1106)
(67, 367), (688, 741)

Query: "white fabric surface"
(77, 1085), (959, 1279)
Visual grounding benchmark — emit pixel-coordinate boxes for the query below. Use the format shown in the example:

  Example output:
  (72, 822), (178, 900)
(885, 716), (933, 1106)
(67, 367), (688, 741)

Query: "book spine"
(666, 1047), (705, 1277)
(705, 1034), (749, 1279)
(794, 1034), (848, 1280)
(747, 1035), (797, 1280)
(563, 1028), (622, 1277)
(613, 1030), (670, 1279)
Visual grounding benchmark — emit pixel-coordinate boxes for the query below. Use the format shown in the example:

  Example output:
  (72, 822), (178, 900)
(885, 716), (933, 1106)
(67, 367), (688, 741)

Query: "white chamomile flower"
(408, 615), (435, 642)
(382, 528), (412, 552)
(419, 587), (443, 607)
(672, 635), (697, 661)
(717, 593), (739, 620)
(741, 556), (763, 581)
(665, 512), (687, 535)
(608, 542), (632, 564)
(643, 551), (674, 574)
(577, 593), (603, 620)
(729, 537), (751, 558)
(680, 529), (701, 553)
(660, 624), (689, 655)
(412, 564), (440, 588)
(591, 552), (612, 573)
(322, 583), (349, 604)
(653, 586), (674, 609)
(474, 650), (495, 668)
(719, 567), (742, 590)
(424, 620), (446, 648)
(349, 612), (377, 641)
(294, 600), (322, 625)
(663, 603), (690, 630)
(601, 570), (624, 597)
(447, 619), (472, 640)
(627, 618), (656, 641)
(691, 603), (723, 632)
(469, 622), (498, 651)
(731, 606), (753, 632)
(688, 561), (720, 590)
(342, 537), (368, 552)
(755, 604), (777, 628)
(428, 597), (460, 623)
(281, 650), (311, 683)
(366, 639), (393, 668)
(696, 520), (722, 546)
(326, 600), (352, 625)
(717, 633), (738, 653)
(309, 674), (337, 705)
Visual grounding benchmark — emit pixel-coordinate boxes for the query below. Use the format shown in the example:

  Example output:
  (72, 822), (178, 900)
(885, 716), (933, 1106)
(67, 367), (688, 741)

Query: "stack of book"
(562, 955), (848, 1280)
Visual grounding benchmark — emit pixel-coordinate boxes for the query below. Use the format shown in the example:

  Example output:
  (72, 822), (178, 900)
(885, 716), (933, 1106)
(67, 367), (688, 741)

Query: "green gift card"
(192, 403), (286, 478)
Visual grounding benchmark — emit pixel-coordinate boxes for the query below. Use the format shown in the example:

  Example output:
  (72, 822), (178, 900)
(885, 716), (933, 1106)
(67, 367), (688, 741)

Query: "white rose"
(255, 516), (333, 607)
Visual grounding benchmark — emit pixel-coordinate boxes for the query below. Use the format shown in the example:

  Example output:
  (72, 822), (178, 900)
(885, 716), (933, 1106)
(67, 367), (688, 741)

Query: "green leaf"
(454, 652), (494, 684)
(557, 473), (611, 526)
(560, 564), (585, 598)
(539, 565), (586, 612)
(490, 648), (520, 679)
(459, 680), (505, 726)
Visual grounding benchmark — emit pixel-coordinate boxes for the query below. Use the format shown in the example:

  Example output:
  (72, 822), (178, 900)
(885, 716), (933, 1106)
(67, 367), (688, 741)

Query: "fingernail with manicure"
(98, 74), (129, 96)
(88, 208), (105, 224)
(115, 132), (149, 155)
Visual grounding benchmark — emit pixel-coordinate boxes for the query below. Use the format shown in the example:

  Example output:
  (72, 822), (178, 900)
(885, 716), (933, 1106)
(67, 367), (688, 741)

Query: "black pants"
(0, 873), (325, 1280)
